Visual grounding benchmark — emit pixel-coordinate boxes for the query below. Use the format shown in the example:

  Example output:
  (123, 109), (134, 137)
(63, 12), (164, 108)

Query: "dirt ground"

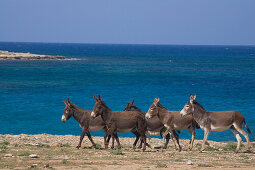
(0, 134), (254, 169)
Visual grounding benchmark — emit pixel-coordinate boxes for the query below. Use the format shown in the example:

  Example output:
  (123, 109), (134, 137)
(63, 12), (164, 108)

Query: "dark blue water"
(0, 42), (254, 142)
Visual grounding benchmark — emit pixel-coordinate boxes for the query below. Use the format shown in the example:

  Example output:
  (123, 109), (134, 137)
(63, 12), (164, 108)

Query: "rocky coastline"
(0, 50), (65, 60)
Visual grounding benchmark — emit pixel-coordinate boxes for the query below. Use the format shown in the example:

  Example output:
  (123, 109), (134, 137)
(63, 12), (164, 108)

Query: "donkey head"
(124, 99), (134, 111)
(180, 94), (197, 117)
(91, 95), (107, 118)
(62, 98), (75, 122)
(145, 97), (160, 119)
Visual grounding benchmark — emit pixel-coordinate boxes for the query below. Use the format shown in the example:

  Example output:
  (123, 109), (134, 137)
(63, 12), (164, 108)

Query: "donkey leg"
(104, 131), (111, 149)
(230, 126), (242, 153)
(187, 127), (195, 150)
(131, 129), (140, 150)
(86, 131), (96, 148)
(201, 129), (210, 151)
(77, 128), (86, 149)
(234, 125), (250, 150)
(172, 130), (182, 151)
(113, 133), (121, 149)
(111, 136), (115, 149)
(141, 134), (147, 151)
(161, 129), (170, 149)
(103, 127), (111, 148)
(163, 133), (171, 149)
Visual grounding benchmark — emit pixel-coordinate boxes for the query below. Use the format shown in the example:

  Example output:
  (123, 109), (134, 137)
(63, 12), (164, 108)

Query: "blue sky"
(0, 0), (254, 45)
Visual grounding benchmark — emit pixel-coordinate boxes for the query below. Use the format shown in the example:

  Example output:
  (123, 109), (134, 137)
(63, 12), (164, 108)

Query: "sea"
(0, 42), (254, 142)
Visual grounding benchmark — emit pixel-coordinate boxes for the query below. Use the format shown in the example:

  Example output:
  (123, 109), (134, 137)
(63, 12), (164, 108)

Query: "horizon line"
(0, 40), (255, 47)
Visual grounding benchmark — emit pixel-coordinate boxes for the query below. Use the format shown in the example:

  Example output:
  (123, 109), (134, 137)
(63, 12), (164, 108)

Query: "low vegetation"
(0, 134), (254, 169)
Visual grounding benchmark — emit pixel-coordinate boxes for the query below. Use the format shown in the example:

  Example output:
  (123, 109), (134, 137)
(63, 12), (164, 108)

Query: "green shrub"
(156, 162), (167, 168)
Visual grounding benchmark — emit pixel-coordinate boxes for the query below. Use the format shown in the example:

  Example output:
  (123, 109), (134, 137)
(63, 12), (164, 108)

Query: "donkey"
(180, 94), (251, 152)
(91, 95), (147, 151)
(124, 99), (177, 149)
(145, 97), (199, 151)
(61, 98), (110, 149)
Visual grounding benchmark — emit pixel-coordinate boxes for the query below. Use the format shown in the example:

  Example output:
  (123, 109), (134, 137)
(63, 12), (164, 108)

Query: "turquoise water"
(0, 42), (254, 142)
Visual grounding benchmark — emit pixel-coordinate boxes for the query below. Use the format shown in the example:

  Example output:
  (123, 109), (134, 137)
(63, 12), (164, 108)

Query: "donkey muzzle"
(180, 109), (186, 117)
(61, 115), (67, 122)
(91, 111), (96, 118)
(145, 113), (151, 119)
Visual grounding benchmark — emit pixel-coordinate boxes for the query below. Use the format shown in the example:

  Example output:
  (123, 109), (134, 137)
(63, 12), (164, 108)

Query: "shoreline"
(0, 134), (254, 169)
(0, 50), (65, 60)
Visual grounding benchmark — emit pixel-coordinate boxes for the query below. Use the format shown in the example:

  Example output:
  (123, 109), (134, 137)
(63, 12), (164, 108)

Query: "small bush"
(95, 144), (101, 149)
(62, 159), (68, 164)
(198, 164), (214, 167)
(0, 141), (10, 145)
(156, 162), (167, 168)
(62, 143), (71, 147)
(111, 149), (124, 155)
(222, 143), (244, 151)
(37, 143), (50, 148)
(18, 151), (30, 156)
(0, 145), (7, 150)
(204, 146), (218, 151)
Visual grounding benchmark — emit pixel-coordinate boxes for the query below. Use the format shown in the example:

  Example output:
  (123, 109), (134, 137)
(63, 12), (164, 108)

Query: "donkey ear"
(67, 98), (71, 106)
(193, 94), (197, 100)
(154, 97), (157, 102)
(93, 95), (98, 102)
(154, 97), (159, 106)
(98, 95), (102, 101)
(63, 98), (68, 105)
(67, 98), (71, 103)
(130, 99), (134, 105)
(190, 94), (194, 103)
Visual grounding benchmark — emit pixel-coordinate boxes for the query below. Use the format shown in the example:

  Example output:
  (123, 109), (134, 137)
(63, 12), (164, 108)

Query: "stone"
(187, 160), (193, 165)
(29, 154), (39, 158)
(4, 154), (13, 157)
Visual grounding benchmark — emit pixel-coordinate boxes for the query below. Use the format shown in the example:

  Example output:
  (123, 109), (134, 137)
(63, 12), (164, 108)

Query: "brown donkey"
(180, 94), (251, 152)
(62, 98), (110, 148)
(145, 97), (199, 151)
(124, 99), (178, 149)
(91, 95), (147, 151)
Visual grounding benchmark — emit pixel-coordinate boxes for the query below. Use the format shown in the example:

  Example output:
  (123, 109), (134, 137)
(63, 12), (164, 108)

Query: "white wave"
(63, 58), (84, 61)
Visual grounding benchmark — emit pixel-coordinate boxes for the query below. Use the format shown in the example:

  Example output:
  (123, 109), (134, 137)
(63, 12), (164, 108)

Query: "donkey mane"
(157, 102), (168, 110)
(70, 103), (84, 112)
(129, 105), (142, 112)
(193, 100), (206, 112)
(100, 101), (112, 111)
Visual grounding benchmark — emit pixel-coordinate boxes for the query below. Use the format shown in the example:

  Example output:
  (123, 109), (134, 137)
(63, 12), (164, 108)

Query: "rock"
(4, 154), (13, 157)
(28, 164), (38, 168)
(29, 154), (39, 158)
(44, 163), (53, 169)
(187, 160), (193, 165)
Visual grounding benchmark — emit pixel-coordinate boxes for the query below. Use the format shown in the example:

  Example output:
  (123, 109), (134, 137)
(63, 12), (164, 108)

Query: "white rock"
(29, 154), (39, 158)
(4, 154), (13, 157)
(187, 160), (193, 165)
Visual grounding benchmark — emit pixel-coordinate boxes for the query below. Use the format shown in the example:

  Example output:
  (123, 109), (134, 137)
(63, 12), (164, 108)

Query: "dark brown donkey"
(180, 94), (251, 152)
(91, 95), (147, 151)
(61, 98), (110, 148)
(145, 97), (199, 151)
(124, 99), (177, 149)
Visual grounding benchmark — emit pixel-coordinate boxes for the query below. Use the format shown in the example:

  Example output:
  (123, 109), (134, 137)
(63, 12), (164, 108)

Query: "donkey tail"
(244, 119), (252, 134)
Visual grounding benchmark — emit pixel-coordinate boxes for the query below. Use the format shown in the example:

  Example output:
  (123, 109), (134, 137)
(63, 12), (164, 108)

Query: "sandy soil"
(0, 134), (254, 169)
